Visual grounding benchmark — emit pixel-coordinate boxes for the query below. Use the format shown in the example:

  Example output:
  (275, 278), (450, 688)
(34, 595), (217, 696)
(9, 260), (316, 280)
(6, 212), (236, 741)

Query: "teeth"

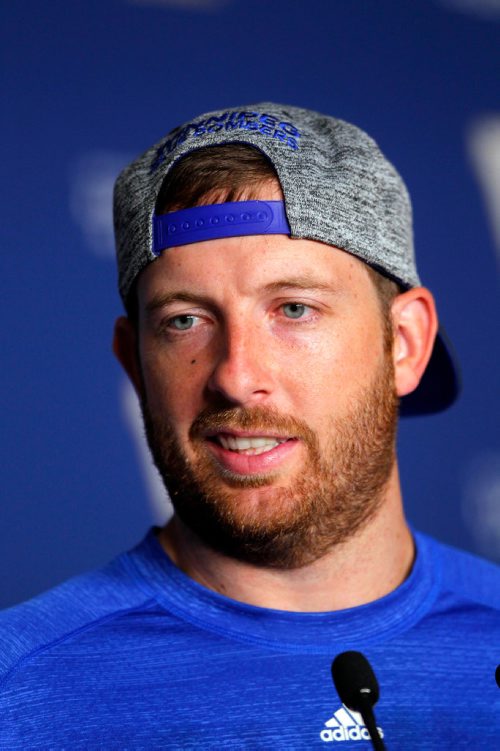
(217, 435), (287, 455)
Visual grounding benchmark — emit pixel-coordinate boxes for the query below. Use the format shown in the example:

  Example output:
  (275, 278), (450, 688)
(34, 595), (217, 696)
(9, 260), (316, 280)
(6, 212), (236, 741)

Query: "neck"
(158, 464), (414, 612)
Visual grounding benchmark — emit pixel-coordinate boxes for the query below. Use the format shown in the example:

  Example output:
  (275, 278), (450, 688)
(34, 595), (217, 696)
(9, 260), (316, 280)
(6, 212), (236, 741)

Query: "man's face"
(132, 210), (399, 568)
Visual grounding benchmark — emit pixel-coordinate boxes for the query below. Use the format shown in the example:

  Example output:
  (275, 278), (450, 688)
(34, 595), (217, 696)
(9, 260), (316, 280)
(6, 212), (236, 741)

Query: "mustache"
(189, 406), (315, 442)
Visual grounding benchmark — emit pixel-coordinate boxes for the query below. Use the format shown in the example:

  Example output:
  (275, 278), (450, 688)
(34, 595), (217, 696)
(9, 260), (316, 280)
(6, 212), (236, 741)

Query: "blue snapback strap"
(152, 200), (291, 256)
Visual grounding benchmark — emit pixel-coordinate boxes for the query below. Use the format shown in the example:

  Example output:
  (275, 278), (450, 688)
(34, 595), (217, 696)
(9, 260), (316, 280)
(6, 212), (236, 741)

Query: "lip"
(204, 436), (300, 476)
(203, 428), (292, 439)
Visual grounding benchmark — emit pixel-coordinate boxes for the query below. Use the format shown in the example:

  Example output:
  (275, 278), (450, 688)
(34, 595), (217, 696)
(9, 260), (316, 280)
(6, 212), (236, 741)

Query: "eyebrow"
(261, 276), (340, 295)
(145, 291), (213, 316)
(144, 275), (340, 316)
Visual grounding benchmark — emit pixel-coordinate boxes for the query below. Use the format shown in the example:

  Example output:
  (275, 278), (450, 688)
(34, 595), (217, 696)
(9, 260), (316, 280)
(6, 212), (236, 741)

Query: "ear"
(113, 316), (144, 398)
(390, 287), (438, 399)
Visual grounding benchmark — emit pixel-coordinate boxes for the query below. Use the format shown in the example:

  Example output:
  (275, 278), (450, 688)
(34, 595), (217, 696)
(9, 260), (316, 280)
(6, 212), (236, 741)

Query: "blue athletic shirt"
(1, 530), (498, 749)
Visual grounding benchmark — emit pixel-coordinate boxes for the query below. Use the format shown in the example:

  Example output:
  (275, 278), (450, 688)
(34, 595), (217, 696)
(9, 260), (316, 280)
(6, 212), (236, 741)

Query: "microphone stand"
(357, 692), (386, 751)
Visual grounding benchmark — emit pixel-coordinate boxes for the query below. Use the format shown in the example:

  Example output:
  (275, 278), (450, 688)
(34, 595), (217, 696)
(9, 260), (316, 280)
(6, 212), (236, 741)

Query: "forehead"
(136, 231), (376, 308)
(137, 182), (376, 306)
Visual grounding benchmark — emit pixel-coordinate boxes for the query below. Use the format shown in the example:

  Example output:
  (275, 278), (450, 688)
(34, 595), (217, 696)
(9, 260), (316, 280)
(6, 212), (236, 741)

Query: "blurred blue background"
(1, 0), (499, 609)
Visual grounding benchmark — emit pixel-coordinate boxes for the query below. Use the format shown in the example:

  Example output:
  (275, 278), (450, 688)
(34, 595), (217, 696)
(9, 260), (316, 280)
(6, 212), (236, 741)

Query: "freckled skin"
(132, 231), (398, 566)
(139, 236), (385, 463)
(114, 187), (436, 608)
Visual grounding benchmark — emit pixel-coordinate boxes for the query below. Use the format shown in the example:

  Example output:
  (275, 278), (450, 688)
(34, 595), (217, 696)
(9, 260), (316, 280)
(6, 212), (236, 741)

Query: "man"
(1, 103), (498, 748)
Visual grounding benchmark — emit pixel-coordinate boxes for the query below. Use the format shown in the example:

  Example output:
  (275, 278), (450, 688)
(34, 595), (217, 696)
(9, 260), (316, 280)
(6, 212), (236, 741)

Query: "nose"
(206, 319), (275, 406)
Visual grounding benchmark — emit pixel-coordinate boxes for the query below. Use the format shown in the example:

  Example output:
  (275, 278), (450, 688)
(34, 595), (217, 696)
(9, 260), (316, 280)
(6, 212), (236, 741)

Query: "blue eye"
(282, 303), (307, 319)
(169, 315), (196, 330)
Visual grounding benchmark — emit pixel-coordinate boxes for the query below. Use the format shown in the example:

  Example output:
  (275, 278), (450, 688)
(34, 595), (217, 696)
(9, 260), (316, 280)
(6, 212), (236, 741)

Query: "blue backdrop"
(2, 0), (499, 609)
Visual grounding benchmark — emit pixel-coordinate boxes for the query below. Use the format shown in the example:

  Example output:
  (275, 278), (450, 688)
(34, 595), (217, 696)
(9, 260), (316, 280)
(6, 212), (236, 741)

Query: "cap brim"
(400, 326), (461, 416)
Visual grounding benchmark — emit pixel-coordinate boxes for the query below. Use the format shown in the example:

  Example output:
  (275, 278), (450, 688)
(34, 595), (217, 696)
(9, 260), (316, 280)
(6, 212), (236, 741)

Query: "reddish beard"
(141, 352), (399, 569)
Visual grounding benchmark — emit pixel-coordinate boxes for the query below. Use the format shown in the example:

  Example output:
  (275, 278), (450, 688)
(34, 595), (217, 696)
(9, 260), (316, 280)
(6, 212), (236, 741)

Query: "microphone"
(331, 651), (386, 751)
(496, 664), (500, 688)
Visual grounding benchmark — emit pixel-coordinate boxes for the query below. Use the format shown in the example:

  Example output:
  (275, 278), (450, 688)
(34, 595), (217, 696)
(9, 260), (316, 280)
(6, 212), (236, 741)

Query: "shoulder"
(417, 531), (500, 610)
(0, 548), (156, 683)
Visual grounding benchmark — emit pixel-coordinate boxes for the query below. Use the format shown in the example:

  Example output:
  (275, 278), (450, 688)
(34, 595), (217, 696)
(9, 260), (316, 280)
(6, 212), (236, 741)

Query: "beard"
(141, 351), (399, 570)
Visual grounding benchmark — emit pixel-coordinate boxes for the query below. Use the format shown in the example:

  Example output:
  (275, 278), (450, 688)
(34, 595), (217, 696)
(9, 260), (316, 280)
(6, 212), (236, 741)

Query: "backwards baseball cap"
(113, 102), (459, 415)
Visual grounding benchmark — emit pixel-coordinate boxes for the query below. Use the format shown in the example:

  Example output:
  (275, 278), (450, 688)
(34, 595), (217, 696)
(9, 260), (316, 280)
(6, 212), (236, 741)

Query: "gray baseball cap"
(113, 102), (459, 415)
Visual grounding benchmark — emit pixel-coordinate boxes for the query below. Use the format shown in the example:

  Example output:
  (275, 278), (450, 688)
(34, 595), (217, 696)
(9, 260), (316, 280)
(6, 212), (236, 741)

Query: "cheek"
(284, 322), (385, 411)
(140, 350), (208, 429)
(274, 338), (337, 419)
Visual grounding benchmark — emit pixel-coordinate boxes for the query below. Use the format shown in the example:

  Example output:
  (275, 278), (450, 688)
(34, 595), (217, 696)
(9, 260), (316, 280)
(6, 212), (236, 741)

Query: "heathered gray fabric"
(114, 102), (419, 304)
(113, 102), (459, 414)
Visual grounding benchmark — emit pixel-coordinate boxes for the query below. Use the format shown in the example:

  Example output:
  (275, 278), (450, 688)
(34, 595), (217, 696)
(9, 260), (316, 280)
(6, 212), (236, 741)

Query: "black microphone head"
(496, 664), (500, 689)
(331, 650), (380, 711)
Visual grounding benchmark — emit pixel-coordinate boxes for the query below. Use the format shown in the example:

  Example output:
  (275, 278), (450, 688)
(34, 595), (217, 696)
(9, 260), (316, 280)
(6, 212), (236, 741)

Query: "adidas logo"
(320, 704), (384, 743)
